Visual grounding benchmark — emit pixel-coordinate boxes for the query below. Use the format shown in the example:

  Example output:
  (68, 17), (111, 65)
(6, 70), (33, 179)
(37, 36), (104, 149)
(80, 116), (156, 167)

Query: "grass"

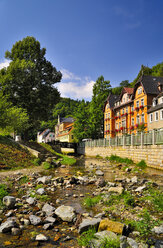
(83, 195), (102, 208)
(42, 161), (54, 170)
(96, 154), (103, 159)
(142, 186), (163, 212)
(136, 160), (147, 169)
(41, 143), (76, 165)
(108, 154), (133, 165)
(77, 228), (96, 247)
(18, 175), (29, 184)
(99, 236), (120, 248)
(104, 191), (135, 207)
(0, 184), (8, 207)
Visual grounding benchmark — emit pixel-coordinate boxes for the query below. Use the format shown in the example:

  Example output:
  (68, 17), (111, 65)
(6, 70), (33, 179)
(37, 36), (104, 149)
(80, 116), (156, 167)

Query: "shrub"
(31, 158), (41, 166)
(109, 154), (133, 165)
(42, 162), (53, 170)
(100, 236), (120, 248)
(18, 175), (29, 184)
(0, 184), (8, 207)
(83, 195), (102, 208)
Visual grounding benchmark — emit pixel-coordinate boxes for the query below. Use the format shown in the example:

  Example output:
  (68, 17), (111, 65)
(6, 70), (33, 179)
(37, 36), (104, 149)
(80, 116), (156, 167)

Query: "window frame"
(150, 113), (153, 123)
(155, 111), (159, 121)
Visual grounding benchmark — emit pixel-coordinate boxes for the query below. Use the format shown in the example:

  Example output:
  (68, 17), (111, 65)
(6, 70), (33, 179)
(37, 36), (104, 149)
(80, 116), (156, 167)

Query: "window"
(150, 113), (153, 122)
(155, 112), (158, 121)
(71, 135), (74, 139)
(108, 124), (110, 130)
(136, 115), (140, 124)
(161, 97), (163, 104)
(126, 107), (128, 113)
(141, 99), (144, 106)
(141, 113), (144, 123)
(136, 101), (139, 107)
(122, 120), (126, 127)
(138, 87), (142, 94)
(131, 118), (134, 126)
(105, 113), (107, 119)
(160, 110), (163, 120)
(108, 113), (110, 118)
(105, 124), (107, 131)
(122, 108), (124, 114)
(116, 123), (118, 129)
(131, 105), (134, 111)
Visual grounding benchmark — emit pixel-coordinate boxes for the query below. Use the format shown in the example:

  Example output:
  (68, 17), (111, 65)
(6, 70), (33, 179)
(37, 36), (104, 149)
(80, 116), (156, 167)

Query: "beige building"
(55, 116), (74, 143)
(148, 92), (163, 130)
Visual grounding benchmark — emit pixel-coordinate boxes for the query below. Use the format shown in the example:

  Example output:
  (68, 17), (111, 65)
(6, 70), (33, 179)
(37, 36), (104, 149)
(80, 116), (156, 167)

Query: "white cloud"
(56, 80), (95, 101)
(0, 59), (10, 70)
(60, 68), (81, 81)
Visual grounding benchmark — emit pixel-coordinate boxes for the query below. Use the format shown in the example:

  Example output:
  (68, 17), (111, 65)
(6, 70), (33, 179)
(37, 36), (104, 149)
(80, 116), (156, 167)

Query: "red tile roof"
(124, 87), (134, 94)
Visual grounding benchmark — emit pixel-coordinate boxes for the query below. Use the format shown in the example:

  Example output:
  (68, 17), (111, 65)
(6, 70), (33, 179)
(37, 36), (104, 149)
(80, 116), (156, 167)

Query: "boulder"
(43, 223), (54, 230)
(0, 220), (16, 233)
(3, 196), (16, 209)
(90, 230), (118, 248)
(95, 170), (104, 176)
(29, 215), (42, 226)
(152, 224), (163, 234)
(11, 227), (21, 235)
(55, 205), (75, 222)
(95, 178), (106, 187)
(42, 203), (55, 216)
(98, 219), (125, 234)
(44, 217), (56, 224)
(131, 176), (138, 184)
(78, 218), (101, 234)
(35, 234), (48, 241)
(108, 186), (124, 194)
(127, 237), (138, 248)
(135, 185), (146, 192)
(37, 176), (52, 184)
(26, 197), (36, 205)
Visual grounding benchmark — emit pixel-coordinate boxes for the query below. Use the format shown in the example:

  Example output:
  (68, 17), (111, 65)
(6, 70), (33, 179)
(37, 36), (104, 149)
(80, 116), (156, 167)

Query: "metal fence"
(78, 129), (163, 148)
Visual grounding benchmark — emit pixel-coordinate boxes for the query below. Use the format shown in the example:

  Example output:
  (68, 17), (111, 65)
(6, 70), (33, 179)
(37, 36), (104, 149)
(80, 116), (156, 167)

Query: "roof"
(124, 87), (134, 94)
(156, 91), (163, 99)
(148, 102), (163, 113)
(60, 117), (74, 123)
(38, 129), (54, 138)
(133, 75), (163, 97)
(103, 94), (119, 111)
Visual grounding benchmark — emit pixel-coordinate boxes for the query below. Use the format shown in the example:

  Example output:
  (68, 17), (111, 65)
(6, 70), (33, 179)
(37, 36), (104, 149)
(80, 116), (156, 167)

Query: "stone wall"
(77, 145), (163, 169)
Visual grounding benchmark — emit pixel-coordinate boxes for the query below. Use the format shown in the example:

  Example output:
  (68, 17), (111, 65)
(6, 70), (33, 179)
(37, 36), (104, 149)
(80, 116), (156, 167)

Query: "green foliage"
(31, 158), (41, 166)
(130, 209), (160, 237)
(104, 191), (135, 208)
(143, 187), (163, 212)
(109, 154), (133, 165)
(0, 184), (8, 206)
(100, 236), (120, 248)
(136, 160), (147, 169)
(40, 143), (76, 165)
(77, 228), (96, 247)
(0, 36), (62, 138)
(42, 161), (53, 170)
(96, 154), (103, 159)
(35, 184), (44, 190)
(83, 195), (102, 208)
(18, 176), (29, 184)
(89, 76), (111, 139)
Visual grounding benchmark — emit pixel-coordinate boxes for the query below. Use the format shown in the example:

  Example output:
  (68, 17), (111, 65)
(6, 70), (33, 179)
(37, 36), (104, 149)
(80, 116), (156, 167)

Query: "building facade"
(55, 116), (74, 143)
(104, 75), (163, 138)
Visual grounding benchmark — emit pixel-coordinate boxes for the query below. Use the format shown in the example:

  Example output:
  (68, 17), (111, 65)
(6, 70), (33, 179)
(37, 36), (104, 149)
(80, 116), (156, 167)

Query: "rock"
(94, 212), (105, 218)
(131, 176), (138, 184)
(95, 170), (104, 176)
(98, 219), (125, 234)
(154, 240), (163, 248)
(43, 223), (54, 230)
(90, 230), (117, 248)
(135, 185), (146, 192)
(44, 217), (56, 224)
(95, 178), (106, 187)
(0, 220), (16, 233)
(35, 234), (48, 241)
(56, 199), (61, 204)
(11, 227), (21, 235)
(61, 165), (66, 168)
(55, 205), (76, 222)
(63, 236), (71, 241)
(36, 188), (45, 195)
(127, 237), (138, 248)
(5, 210), (14, 217)
(108, 186), (124, 194)
(3, 196), (16, 209)
(46, 157), (53, 163)
(29, 215), (42, 225)
(152, 224), (163, 234)
(42, 203), (55, 216)
(78, 218), (101, 234)
(26, 197), (36, 205)
(37, 176), (52, 184)
(23, 219), (30, 225)
(120, 236), (128, 248)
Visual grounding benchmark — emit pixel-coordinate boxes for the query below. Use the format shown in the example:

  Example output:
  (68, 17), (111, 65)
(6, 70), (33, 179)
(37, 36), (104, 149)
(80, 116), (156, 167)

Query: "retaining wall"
(77, 145), (163, 169)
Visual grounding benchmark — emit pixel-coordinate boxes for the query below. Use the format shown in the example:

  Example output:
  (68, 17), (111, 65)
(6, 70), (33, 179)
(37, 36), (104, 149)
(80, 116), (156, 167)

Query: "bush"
(109, 154), (133, 165)
(83, 195), (102, 208)
(31, 158), (41, 166)
(42, 162), (53, 170)
(100, 237), (120, 248)
(0, 184), (8, 206)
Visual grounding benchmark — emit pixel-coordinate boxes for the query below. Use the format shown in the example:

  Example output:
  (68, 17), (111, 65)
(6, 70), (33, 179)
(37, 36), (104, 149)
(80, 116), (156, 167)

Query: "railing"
(78, 129), (163, 148)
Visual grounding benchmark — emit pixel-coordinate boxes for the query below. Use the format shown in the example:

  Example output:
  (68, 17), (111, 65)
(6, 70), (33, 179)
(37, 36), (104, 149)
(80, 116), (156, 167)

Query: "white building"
(37, 129), (55, 143)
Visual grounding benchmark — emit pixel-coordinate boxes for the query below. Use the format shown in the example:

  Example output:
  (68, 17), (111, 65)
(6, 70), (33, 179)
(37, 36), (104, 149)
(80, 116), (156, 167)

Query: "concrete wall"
(77, 145), (163, 170)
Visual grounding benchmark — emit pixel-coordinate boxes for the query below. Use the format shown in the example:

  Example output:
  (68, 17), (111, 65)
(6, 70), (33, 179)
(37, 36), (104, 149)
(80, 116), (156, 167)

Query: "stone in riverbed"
(90, 230), (117, 248)
(36, 188), (45, 195)
(11, 227), (21, 235)
(95, 170), (104, 176)
(78, 218), (101, 234)
(108, 186), (124, 194)
(152, 224), (163, 234)
(42, 203), (55, 216)
(3, 196), (16, 209)
(135, 185), (146, 192)
(26, 197), (36, 205)
(29, 215), (42, 226)
(35, 234), (48, 241)
(37, 176), (52, 184)
(55, 205), (76, 222)
(44, 216), (56, 224)
(0, 220), (16, 233)
(43, 223), (54, 230)
(98, 219), (125, 235)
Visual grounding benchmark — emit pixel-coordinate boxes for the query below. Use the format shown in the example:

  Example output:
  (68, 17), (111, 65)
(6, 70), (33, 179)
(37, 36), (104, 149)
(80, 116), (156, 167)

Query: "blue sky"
(0, 0), (163, 101)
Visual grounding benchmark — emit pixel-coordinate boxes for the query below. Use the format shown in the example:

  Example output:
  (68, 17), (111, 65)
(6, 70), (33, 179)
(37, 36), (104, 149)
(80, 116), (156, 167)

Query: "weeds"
(77, 228), (96, 247)
(83, 195), (102, 208)
(18, 175), (29, 184)
(108, 154), (133, 165)
(104, 191), (135, 207)
(0, 184), (8, 207)
(136, 160), (147, 169)
(96, 154), (103, 159)
(100, 236), (120, 248)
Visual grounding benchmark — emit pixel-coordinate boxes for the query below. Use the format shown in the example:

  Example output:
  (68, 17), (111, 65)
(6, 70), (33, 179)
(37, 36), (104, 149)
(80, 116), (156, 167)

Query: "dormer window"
(138, 87), (142, 95)
(152, 98), (157, 107)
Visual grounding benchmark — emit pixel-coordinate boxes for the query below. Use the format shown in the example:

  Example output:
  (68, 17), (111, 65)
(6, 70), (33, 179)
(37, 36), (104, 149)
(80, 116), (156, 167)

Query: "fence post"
(131, 134), (134, 147)
(152, 130), (155, 145)
(141, 132), (144, 147)
(123, 135), (125, 148)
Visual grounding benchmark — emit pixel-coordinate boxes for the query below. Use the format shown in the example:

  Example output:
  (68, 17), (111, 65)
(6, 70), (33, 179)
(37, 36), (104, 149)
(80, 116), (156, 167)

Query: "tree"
(120, 80), (130, 87)
(73, 100), (90, 142)
(0, 36), (62, 137)
(0, 91), (29, 135)
(89, 76), (111, 139)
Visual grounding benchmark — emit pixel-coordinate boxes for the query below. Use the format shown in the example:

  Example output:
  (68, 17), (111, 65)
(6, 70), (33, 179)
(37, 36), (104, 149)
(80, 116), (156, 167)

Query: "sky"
(0, 0), (163, 101)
